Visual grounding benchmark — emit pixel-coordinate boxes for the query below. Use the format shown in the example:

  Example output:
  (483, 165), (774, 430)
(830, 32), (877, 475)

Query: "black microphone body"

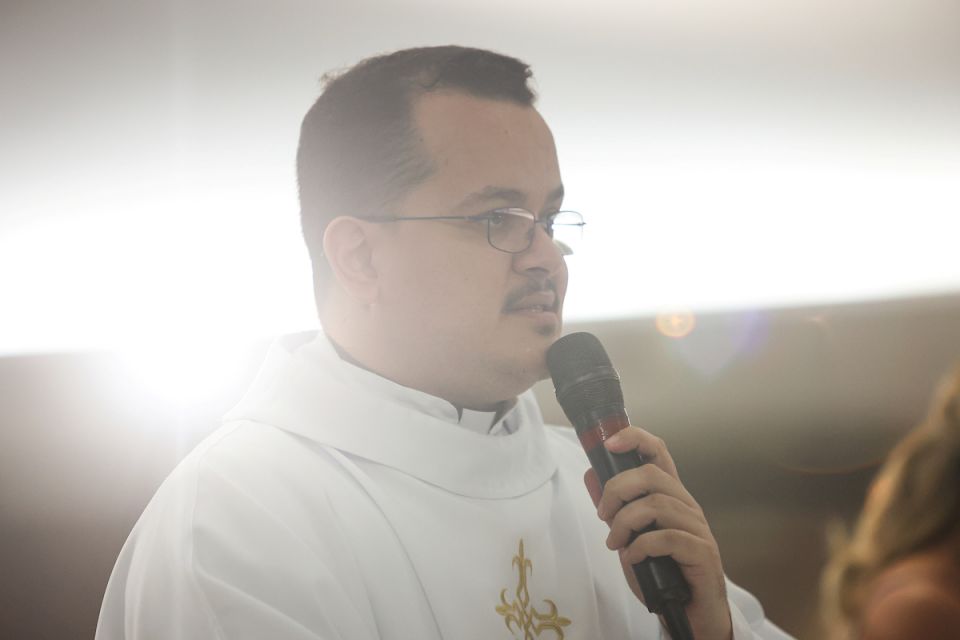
(547, 332), (694, 639)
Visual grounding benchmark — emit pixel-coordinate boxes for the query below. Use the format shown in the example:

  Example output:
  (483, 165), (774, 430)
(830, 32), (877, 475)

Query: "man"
(97, 46), (790, 639)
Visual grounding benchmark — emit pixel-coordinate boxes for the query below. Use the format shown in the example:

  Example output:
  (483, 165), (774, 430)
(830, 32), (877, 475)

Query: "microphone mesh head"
(546, 332), (612, 390)
(547, 333), (624, 430)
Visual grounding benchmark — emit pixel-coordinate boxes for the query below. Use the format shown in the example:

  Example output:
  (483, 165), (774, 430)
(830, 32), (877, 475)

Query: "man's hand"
(583, 426), (733, 640)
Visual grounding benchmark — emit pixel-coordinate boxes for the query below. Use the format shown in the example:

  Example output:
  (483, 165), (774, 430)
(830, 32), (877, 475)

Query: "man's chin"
(534, 322), (559, 338)
(528, 328), (563, 380)
(512, 308), (562, 338)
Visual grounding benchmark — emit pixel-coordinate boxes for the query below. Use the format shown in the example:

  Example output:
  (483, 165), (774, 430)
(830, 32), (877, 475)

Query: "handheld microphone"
(546, 332), (694, 640)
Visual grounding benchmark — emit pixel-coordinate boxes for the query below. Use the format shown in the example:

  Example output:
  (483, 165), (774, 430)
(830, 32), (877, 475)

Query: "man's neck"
(325, 332), (518, 419)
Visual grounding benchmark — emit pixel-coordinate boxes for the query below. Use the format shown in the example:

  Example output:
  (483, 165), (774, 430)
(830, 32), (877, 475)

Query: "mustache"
(502, 279), (557, 311)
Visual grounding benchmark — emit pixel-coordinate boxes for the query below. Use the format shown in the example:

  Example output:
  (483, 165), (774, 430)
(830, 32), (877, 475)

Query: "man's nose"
(513, 222), (565, 276)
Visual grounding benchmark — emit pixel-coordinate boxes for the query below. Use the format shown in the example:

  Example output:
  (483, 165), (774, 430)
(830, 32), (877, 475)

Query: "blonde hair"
(820, 364), (960, 639)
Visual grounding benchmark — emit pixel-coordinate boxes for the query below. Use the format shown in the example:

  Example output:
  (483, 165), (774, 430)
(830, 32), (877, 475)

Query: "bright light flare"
(117, 337), (254, 410)
(0, 175), (317, 356)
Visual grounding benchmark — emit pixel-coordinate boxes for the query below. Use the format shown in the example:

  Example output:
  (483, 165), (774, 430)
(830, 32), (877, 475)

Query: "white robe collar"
(224, 331), (557, 499)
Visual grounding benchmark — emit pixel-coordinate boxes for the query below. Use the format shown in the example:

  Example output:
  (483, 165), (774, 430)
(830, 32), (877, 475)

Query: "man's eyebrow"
(455, 186), (525, 209)
(455, 184), (565, 210)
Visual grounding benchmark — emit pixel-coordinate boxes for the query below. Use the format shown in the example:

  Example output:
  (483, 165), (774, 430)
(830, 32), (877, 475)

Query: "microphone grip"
(584, 432), (693, 615)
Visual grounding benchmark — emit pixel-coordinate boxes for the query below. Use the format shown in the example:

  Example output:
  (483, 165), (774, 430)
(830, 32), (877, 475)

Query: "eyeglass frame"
(355, 208), (584, 255)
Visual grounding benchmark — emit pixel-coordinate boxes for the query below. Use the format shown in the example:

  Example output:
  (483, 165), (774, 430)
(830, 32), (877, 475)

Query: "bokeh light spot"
(656, 311), (697, 338)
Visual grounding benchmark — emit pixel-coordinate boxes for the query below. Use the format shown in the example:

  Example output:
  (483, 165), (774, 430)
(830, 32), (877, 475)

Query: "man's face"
(370, 91), (568, 409)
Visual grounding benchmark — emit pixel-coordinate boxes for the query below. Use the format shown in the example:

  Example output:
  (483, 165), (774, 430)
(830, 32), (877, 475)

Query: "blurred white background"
(2, 0), (958, 357)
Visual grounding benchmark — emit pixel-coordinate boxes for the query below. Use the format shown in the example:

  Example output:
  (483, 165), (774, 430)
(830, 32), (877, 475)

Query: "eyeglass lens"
(487, 211), (582, 254)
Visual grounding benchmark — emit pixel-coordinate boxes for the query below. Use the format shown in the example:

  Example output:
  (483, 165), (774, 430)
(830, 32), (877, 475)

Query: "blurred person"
(95, 46), (789, 639)
(821, 364), (960, 639)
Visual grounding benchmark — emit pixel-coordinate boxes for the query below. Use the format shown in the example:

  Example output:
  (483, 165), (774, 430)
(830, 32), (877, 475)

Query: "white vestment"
(96, 331), (792, 639)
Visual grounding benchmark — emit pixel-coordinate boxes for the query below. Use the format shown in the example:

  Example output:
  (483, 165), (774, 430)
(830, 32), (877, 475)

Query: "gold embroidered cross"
(495, 539), (572, 639)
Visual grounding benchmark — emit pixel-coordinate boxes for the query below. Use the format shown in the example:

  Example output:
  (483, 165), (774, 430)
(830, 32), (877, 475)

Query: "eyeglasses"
(358, 208), (585, 255)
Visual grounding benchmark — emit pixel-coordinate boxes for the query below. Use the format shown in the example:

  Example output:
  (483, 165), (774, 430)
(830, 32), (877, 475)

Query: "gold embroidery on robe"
(496, 539), (572, 639)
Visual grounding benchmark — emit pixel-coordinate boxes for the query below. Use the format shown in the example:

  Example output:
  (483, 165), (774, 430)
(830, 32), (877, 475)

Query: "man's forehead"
(453, 184), (566, 212)
(407, 91), (563, 211)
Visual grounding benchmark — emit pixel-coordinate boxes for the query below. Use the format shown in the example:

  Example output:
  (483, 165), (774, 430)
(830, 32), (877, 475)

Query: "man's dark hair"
(296, 45), (537, 309)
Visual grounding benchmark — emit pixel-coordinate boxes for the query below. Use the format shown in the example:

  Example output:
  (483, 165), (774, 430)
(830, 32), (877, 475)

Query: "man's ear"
(322, 216), (380, 305)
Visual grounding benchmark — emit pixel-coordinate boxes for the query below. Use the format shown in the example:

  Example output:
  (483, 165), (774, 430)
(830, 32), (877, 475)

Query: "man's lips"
(504, 290), (558, 313)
